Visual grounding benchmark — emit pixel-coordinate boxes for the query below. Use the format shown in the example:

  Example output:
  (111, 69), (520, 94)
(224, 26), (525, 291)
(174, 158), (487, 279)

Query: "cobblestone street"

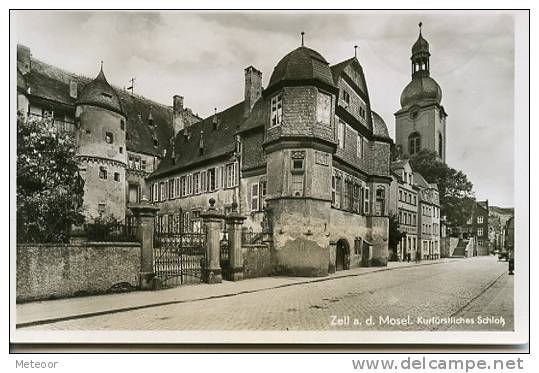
(22, 256), (513, 332)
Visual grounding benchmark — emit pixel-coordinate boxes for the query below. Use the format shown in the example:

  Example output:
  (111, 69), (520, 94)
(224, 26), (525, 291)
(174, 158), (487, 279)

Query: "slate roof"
(149, 101), (245, 179)
(371, 111), (391, 140)
(19, 54), (201, 157)
(267, 46), (335, 91)
(412, 32), (430, 56)
(329, 57), (354, 86)
(77, 67), (124, 115)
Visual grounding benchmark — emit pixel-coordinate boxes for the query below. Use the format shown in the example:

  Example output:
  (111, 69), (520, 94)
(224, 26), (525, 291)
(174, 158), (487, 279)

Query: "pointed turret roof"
(77, 64), (124, 115)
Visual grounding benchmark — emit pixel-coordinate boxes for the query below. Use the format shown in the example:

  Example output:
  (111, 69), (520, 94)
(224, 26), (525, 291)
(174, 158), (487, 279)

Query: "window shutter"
(251, 183), (259, 211)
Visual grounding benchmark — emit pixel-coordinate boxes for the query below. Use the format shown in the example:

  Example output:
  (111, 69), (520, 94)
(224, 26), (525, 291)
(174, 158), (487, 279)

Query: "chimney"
(173, 95), (185, 135)
(17, 44), (31, 75)
(244, 66), (262, 118)
(69, 81), (78, 99)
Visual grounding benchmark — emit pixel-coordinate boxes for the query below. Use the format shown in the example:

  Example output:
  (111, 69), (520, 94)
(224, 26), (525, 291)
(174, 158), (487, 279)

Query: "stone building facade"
(394, 25), (447, 163)
(16, 44), (201, 222)
(147, 44), (393, 276)
(465, 200), (490, 255)
(415, 173), (441, 259)
(389, 159), (420, 261)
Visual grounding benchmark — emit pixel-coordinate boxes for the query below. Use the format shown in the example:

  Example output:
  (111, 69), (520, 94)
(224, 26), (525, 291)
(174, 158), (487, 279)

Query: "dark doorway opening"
(336, 239), (350, 271)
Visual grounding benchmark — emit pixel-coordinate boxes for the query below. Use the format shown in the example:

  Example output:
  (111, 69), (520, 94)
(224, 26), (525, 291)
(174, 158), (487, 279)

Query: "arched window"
(408, 132), (421, 155)
(438, 132), (443, 158)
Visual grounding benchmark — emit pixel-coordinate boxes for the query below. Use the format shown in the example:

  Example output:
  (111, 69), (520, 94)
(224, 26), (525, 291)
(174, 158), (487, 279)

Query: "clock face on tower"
(409, 108), (419, 120)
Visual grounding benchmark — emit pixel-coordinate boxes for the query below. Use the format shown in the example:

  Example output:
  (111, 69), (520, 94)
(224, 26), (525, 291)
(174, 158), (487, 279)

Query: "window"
(119, 147), (123, 154)
(292, 159), (304, 171)
(159, 182), (166, 201)
(101, 92), (113, 99)
(135, 157), (141, 170)
(128, 156), (135, 169)
(478, 240), (483, 246)
(99, 167), (107, 180)
(141, 159), (147, 170)
(120, 119), (125, 130)
(114, 172), (120, 182)
(408, 132), (421, 155)
(359, 106), (366, 119)
(175, 178), (180, 198)
(225, 163), (237, 188)
(343, 180), (351, 211)
(477, 228), (483, 237)
(341, 90), (350, 105)
(399, 190), (403, 201)
(260, 181), (267, 209)
(201, 170), (207, 193)
(187, 174), (193, 194)
(208, 168), (216, 191)
(337, 121), (345, 149)
(180, 176), (186, 197)
(270, 93), (283, 127)
(356, 134), (363, 158)
(168, 179), (174, 199)
(152, 184), (158, 202)
(193, 172), (200, 194)
(438, 132), (443, 158)
(331, 176), (336, 207)
(353, 184), (360, 213)
(477, 216), (484, 224)
(105, 132), (114, 144)
(364, 187), (370, 214)
(316, 92), (331, 124)
(375, 186), (385, 216)
(334, 176), (342, 208)
(251, 182), (259, 211)
(98, 203), (106, 213)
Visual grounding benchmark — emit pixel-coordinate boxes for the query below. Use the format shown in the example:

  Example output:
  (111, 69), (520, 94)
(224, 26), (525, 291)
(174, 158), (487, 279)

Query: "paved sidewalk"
(16, 258), (458, 328)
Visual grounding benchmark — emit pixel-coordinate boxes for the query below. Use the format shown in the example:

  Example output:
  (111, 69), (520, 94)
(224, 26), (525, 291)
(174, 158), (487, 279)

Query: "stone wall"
(241, 244), (272, 279)
(440, 237), (459, 258)
(16, 242), (141, 302)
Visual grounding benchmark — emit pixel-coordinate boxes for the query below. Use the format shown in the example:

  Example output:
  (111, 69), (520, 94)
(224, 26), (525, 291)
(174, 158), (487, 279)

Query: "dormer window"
(270, 93), (283, 127)
(101, 92), (113, 99)
(105, 132), (114, 144)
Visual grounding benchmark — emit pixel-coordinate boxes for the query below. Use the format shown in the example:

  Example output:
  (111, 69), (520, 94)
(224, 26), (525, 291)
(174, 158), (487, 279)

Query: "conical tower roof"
(77, 64), (124, 115)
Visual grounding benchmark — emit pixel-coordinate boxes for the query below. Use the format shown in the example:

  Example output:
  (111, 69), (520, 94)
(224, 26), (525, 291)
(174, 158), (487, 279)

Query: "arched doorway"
(336, 239), (350, 271)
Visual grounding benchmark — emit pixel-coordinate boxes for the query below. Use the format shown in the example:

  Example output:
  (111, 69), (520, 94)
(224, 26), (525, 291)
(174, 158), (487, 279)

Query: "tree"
(17, 113), (85, 243)
(388, 214), (405, 261)
(409, 149), (475, 230)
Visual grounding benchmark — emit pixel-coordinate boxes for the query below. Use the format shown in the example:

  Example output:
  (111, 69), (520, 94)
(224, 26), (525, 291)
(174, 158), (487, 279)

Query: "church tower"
(395, 23), (447, 162)
(75, 64), (127, 222)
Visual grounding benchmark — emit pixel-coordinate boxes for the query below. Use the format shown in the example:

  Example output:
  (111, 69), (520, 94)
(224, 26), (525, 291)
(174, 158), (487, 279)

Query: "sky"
(13, 10), (515, 207)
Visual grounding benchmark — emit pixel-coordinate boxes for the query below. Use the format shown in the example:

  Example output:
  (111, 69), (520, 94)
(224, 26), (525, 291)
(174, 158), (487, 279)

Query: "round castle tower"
(262, 45), (339, 276)
(75, 65), (127, 222)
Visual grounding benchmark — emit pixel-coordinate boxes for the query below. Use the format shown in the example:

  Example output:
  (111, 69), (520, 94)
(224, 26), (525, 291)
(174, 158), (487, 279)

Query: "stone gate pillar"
(130, 197), (159, 290)
(201, 198), (225, 284)
(225, 201), (246, 281)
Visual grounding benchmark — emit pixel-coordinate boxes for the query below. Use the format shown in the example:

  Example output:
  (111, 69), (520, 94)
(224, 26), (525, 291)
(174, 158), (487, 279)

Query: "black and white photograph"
(10, 9), (529, 347)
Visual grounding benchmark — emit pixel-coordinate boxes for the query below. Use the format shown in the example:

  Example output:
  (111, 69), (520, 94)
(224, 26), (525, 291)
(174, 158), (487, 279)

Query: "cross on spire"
(354, 45), (358, 58)
(100, 60), (104, 70)
(418, 21), (423, 35)
(127, 77), (135, 96)
(301, 31), (305, 46)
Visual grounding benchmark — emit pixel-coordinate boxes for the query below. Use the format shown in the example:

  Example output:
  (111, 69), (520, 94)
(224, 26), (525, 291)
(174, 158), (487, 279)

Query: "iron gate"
(153, 211), (207, 286)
